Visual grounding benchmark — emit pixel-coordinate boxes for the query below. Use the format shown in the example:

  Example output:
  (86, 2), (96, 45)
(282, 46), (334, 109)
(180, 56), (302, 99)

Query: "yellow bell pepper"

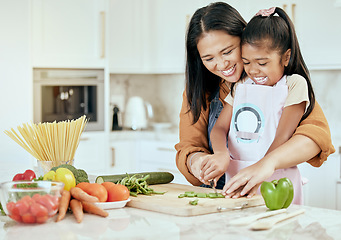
(43, 167), (76, 191)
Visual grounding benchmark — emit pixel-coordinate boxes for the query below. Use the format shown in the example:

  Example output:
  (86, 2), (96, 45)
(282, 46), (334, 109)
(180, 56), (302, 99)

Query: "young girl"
(207, 7), (315, 204)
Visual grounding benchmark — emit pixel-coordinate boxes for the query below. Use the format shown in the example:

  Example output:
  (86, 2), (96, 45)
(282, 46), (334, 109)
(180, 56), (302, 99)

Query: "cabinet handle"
(291, 4), (296, 24)
(111, 147), (115, 167)
(100, 11), (105, 58)
(80, 137), (89, 141)
(157, 147), (175, 152)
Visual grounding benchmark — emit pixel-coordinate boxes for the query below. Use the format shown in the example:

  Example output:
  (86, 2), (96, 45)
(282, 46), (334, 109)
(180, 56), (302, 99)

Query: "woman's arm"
(175, 91), (211, 186)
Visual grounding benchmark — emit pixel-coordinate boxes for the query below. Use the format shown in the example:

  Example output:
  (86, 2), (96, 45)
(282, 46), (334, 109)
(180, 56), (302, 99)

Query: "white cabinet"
(109, 140), (139, 174)
(137, 140), (189, 185)
(109, 0), (197, 73)
(31, 0), (108, 68)
(74, 132), (109, 174)
(299, 153), (340, 210)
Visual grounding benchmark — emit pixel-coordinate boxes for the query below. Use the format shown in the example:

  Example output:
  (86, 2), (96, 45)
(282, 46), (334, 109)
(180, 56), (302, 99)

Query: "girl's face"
(241, 43), (291, 86)
(197, 30), (244, 83)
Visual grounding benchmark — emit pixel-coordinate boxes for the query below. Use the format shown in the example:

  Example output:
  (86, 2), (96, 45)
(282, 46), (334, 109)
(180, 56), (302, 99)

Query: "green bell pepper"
(260, 177), (294, 210)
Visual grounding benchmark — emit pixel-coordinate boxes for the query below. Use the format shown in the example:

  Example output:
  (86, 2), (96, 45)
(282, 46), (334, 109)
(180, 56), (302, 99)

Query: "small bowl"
(0, 181), (64, 224)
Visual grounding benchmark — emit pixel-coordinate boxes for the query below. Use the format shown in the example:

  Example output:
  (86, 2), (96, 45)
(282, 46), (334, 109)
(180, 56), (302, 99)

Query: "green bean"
(189, 199), (199, 205)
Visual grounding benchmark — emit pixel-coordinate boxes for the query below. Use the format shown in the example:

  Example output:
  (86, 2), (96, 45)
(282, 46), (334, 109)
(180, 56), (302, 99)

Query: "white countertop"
(1, 203), (341, 240)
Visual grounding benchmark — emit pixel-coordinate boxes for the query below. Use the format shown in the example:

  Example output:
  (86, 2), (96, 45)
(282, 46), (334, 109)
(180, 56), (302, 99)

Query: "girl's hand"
(200, 153), (230, 185)
(223, 158), (276, 197)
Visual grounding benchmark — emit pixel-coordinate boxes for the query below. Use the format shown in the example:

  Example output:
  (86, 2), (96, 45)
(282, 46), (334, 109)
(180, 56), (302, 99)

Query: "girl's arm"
(266, 102), (305, 154)
(223, 134), (320, 197)
(200, 104), (233, 184)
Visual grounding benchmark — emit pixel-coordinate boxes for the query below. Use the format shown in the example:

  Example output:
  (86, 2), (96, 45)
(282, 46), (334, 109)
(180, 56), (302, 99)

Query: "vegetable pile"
(116, 174), (165, 197)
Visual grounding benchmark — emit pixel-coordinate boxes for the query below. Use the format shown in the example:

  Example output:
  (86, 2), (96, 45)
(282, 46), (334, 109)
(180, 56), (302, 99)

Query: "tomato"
(83, 183), (108, 202)
(12, 173), (24, 181)
(76, 182), (90, 191)
(36, 215), (49, 224)
(106, 184), (130, 202)
(35, 195), (57, 214)
(30, 202), (48, 218)
(22, 213), (36, 223)
(9, 213), (22, 223)
(23, 169), (36, 180)
(101, 182), (116, 191)
(15, 198), (31, 216)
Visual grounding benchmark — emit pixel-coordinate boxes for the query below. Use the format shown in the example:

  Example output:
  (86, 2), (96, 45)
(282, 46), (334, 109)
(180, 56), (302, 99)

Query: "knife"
(209, 179), (218, 196)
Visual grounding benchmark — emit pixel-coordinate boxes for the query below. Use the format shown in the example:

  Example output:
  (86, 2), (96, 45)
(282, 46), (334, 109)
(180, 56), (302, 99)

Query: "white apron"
(225, 76), (303, 204)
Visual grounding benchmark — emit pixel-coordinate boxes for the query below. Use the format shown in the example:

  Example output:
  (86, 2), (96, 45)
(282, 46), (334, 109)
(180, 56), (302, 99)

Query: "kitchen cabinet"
(109, 140), (139, 174)
(109, 0), (199, 74)
(31, 0), (108, 68)
(0, 0), (33, 169)
(227, 0), (341, 69)
(74, 132), (109, 174)
(298, 153), (340, 210)
(136, 140), (189, 185)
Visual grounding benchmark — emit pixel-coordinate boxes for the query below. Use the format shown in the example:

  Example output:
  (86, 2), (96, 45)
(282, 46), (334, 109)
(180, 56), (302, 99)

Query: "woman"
(175, 2), (335, 197)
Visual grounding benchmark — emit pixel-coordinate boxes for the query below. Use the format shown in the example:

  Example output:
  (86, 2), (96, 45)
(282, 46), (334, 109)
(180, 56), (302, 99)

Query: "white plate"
(94, 199), (131, 209)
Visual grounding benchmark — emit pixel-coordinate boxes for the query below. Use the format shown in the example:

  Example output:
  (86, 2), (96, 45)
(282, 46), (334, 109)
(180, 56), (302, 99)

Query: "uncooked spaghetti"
(4, 115), (88, 162)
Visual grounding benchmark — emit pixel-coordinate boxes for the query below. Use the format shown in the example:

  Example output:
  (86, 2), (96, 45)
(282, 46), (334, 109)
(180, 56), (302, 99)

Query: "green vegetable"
(0, 203), (5, 216)
(50, 164), (89, 185)
(189, 199), (199, 205)
(260, 177), (294, 210)
(96, 172), (174, 185)
(177, 192), (224, 198)
(116, 174), (166, 197)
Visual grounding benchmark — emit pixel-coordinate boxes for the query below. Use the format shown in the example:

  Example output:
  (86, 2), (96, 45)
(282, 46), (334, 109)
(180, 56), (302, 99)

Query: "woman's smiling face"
(197, 30), (244, 83)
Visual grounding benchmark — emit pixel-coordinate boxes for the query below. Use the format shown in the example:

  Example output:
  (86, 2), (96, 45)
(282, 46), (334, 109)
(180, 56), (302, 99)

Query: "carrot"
(81, 201), (109, 218)
(56, 189), (71, 222)
(70, 199), (83, 223)
(70, 187), (99, 203)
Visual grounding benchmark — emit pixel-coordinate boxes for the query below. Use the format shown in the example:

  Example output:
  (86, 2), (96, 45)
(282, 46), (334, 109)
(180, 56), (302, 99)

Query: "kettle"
(123, 96), (153, 130)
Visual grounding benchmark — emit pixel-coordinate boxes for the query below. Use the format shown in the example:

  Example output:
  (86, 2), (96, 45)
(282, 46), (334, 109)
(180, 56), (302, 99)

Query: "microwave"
(33, 68), (104, 131)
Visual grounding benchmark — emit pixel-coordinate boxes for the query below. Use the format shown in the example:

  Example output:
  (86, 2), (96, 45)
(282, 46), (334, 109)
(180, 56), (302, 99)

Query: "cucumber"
(95, 171), (174, 185)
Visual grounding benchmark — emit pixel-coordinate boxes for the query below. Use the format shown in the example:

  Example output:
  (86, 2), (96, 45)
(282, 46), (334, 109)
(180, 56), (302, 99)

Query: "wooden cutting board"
(126, 183), (265, 216)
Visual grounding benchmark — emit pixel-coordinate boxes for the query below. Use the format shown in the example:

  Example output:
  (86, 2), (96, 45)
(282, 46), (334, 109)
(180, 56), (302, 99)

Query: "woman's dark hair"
(241, 7), (315, 121)
(185, 2), (246, 124)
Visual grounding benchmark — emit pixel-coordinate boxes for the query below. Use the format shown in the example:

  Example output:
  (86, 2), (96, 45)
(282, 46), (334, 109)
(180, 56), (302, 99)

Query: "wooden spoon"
(251, 209), (306, 230)
(229, 208), (287, 226)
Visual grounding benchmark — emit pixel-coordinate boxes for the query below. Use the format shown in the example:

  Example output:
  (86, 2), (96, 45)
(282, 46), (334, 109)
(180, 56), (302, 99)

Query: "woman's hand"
(222, 158), (276, 197)
(200, 153), (230, 185)
(187, 152), (212, 184)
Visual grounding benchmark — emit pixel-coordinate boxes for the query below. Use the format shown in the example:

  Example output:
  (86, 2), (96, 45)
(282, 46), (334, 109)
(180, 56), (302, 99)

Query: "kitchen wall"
(109, 74), (185, 127)
(310, 70), (341, 149)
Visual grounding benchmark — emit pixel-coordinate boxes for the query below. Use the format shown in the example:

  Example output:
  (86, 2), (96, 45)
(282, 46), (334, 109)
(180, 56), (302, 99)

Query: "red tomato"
(15, 199), (30, 216)
(83, 183), (108, 202)
(12, 173), (24, 181)
(23, 169), (36, 180)
(21, 213), (36, 223)
(106, 184), (130, 202)
(35, 195), (56, 214)
(76, 182), (90, 191)
(36, 215), (49, 224)
(30, 203), (48, 218)
(9, 213), (22, 223)
(6, 202), (16, 214)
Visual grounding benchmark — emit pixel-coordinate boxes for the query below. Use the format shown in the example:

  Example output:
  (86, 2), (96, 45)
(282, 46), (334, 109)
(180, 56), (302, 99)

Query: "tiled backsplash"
(110, 70), (341, 150)
(110, 74), (185, 127)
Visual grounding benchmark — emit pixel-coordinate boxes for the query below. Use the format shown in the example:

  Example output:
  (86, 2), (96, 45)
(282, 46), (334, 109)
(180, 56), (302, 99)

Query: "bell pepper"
(43, 168), (76, 191)
(260, 177), (294, 210)
(12, 169), (36, 181)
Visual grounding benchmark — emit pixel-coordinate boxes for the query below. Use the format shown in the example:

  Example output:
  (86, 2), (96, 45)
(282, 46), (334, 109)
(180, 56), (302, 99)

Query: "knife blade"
(209, 179), (218, 196)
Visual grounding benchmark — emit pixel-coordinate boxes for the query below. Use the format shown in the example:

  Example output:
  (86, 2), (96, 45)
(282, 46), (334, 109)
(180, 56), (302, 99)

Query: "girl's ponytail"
(275, 7), (315, 120)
